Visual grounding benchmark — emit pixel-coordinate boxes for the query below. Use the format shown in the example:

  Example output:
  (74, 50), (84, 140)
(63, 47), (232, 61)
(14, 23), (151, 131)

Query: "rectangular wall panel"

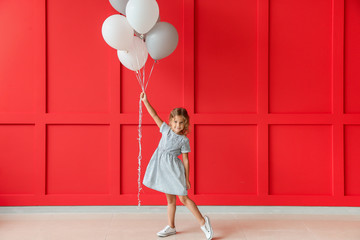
(46, 125), (110, 194)
(269, 125), (332, 195)
(0, 125), (35, 194)
(194, 0), (257, 113)
(344, 0), (360, 113)
(344, 125), (360, 195)
(195, 125), (257, 195)
(269, 0), (332, 113)
(46, 0), (114, 113)
(0, 1), (37, 113)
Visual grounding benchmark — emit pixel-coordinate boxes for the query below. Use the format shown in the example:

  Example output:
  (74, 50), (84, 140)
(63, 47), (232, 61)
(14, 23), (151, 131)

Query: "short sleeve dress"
(143, 122), (191, 196)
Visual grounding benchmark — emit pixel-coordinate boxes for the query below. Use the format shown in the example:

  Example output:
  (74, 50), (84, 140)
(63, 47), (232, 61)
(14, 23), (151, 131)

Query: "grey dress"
(143, 122), (191, 196)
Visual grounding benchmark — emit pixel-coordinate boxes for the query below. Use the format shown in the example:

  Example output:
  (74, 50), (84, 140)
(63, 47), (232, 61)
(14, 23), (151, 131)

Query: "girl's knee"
(166, 194), (176, 205)
(167, 198), (176, 205)
(179, 195), (190, 205)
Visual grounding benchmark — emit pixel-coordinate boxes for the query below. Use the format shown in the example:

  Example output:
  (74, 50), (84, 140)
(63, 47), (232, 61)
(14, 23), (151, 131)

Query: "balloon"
(126, 0), (159, 34)
(134, 15), (161, 39)
(101, 14), (134, 50)
(117, 37), (148, 71)
(109, 0), (129, 15)
(146, 22), (178, 60)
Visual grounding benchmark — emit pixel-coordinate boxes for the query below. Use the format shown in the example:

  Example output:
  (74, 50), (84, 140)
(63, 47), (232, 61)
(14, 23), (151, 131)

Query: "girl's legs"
(178, 195), (205, 226)
(166, 194), (177, 228)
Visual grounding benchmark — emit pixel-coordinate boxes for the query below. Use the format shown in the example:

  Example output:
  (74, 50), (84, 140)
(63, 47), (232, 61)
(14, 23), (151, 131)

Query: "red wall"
(0, 0), (360, 206)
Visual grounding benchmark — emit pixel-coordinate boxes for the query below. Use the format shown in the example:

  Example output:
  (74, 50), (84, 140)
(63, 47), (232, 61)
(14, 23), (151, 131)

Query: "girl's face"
(170, 115), (185, 135)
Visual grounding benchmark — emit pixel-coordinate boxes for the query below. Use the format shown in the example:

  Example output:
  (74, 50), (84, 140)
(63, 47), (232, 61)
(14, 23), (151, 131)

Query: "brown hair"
(169, 108), (190, 135)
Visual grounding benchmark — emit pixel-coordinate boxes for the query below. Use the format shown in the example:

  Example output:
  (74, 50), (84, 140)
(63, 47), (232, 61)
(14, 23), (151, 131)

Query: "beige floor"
(0, 206), (360, 240)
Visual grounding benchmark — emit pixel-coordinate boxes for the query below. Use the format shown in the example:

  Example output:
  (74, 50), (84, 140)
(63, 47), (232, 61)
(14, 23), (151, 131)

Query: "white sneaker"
(157, 225), (176, 237)
(200, 215), (213, 240)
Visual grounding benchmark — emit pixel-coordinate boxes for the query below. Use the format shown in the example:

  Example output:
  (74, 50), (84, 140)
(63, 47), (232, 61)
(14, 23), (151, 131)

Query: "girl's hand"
(140, 92), (147, 102)
(186, 180), (191, 190)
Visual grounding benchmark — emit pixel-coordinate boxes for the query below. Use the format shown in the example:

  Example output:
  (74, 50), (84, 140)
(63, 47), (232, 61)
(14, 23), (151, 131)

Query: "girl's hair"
(169, 108), (190, 135)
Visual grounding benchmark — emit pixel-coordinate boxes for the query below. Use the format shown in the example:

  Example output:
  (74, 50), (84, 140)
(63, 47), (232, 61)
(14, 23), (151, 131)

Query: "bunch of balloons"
(102, 0), (179, 72)
(101, 0), (179, 207)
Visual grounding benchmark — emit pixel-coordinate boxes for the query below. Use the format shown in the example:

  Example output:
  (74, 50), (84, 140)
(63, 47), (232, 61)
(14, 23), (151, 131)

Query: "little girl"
(140, 92), (213, 240)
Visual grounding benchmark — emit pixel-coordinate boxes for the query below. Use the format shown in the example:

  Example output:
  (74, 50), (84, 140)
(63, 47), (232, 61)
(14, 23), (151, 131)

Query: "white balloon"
(109, 0), (129, 15)
(117, 37), (148, 71)
(126, 0), (159, 34)
(101, 14), (134, 50)
(134, 15), (161, 39)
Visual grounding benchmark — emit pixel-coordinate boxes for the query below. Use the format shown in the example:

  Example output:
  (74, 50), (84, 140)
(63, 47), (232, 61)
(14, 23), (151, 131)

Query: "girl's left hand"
(186, 180), (191, 190)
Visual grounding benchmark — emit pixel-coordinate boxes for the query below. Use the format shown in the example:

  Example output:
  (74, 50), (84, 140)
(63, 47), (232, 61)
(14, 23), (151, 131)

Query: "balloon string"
(135, 69), (144, 208)
(135, 60), (157, 208)
(142, 63), (146, 88)
(136, 71), (144, 92)
(136, 69), (144, 208)
(135, 63), (142, 83)
(145, 60), (156, 91)
(137, 97), (143, 208)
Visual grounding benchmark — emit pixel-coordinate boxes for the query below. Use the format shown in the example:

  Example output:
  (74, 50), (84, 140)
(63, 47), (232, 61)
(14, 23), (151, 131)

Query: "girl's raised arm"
(140, 92), (164, 128)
